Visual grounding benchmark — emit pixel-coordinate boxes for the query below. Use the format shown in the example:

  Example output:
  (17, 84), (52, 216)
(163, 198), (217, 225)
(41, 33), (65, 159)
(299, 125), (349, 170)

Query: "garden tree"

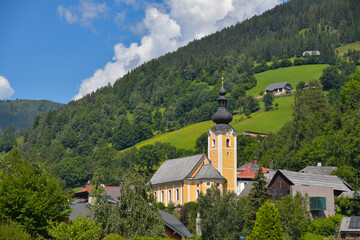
(335, 193), (360, 216)
(178, 202), (199, 235)
(0, 148), (70, 237)
(242, 167), (271, 235)
(91, 172), (164, 238)
(0, 125), (16, 152)
(296, 81), (305, 90)
(198, 186), (245, 240)
(263, 93), (273, 111)
(248, 201), (284, 240)
(275, 193), (311, 240)
(48, 216), (103, 240)
(308, 214), (343, 237)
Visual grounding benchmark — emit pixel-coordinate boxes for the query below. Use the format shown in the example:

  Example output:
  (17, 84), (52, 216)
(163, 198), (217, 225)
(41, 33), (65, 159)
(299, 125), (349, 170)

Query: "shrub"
(0, 221), (32, 240)
(103, 234), (126, 240)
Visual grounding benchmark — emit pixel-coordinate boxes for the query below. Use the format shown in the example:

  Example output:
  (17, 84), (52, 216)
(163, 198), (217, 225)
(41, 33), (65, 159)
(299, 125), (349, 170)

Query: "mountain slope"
(0, 100), (63, 132)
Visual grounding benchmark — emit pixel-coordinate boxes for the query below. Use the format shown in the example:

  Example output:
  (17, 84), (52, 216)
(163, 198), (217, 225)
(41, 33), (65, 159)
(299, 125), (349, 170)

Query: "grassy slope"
(133, 64), (328, 150)
(336, 42), (360, 56)
(135, 95), (294, 150)
(247, 64), (327, 97)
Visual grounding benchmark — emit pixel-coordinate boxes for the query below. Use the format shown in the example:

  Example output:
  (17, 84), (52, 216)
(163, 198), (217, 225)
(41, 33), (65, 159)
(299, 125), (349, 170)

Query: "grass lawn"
(247, 64), (327, 97)
(135, 95), (294, 150)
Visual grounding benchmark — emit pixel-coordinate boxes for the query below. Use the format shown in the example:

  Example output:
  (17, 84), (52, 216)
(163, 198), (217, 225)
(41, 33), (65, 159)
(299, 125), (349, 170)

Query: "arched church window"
(168, 189), (172, 202)
(226, 138), (231, 147)
(212, 139), (216, 148)
(196, 189), (200, 199)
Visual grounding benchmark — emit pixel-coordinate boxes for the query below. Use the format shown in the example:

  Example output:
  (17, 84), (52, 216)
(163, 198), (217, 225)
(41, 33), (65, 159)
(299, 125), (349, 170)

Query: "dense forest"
(0, 99), (63, 132)
(1, 0), (360, 188)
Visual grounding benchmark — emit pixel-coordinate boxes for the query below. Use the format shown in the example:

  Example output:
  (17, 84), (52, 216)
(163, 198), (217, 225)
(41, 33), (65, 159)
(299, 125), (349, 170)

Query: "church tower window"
(226, 138), (231, 147)
(212, 139), (216, 148)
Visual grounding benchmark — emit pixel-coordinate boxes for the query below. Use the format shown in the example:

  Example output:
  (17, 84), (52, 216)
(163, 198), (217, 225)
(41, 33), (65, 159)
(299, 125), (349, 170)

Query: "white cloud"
(58, 0), (108, 30)
(73, 8), (181, 100)
(73, 0), (281, 100)
(0, 76), (15, 99)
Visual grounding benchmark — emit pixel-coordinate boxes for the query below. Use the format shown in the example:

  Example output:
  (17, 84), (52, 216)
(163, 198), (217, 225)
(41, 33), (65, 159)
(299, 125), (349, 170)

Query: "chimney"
(317, 162), (322, 167)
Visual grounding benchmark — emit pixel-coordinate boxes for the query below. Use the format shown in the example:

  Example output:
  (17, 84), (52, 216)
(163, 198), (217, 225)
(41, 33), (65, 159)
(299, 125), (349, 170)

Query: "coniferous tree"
(242, 167), (271, 235)
(248, 201), (284, 240)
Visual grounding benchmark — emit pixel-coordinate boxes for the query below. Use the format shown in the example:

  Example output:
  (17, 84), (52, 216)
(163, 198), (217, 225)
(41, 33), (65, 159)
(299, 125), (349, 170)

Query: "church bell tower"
(208, 77), (238, 193)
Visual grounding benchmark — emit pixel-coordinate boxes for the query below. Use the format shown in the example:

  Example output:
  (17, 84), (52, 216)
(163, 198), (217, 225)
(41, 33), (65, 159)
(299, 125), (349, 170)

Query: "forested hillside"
(0, 99), (63, 132)
(7, 0), (360, 188)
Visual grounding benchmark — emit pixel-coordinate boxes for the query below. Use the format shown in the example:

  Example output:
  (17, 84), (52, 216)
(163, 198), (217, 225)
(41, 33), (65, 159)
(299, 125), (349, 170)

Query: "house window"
(226, 138), (231, 147)
(161, 191), (164, 203)
(176, 188), (179, 201)
(196, 189), (200, 199)
(212, 139), (216, 148)
(154, 191), (157, 200)
(168, 189), (172, 202)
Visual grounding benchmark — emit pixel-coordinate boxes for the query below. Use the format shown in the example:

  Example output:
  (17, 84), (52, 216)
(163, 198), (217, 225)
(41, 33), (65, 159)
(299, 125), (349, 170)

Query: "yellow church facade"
(149, 82), (238, 206)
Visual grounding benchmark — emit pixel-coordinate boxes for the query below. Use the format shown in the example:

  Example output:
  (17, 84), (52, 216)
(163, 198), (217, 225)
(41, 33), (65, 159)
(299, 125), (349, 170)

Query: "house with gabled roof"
(268, 169), (352, 218)
(265, 82), (293, 96)
(150, 78), (239, 206)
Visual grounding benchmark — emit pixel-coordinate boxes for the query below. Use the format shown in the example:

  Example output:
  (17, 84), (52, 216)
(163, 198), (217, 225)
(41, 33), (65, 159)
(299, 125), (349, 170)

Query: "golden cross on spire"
(221, 71), (224, 85)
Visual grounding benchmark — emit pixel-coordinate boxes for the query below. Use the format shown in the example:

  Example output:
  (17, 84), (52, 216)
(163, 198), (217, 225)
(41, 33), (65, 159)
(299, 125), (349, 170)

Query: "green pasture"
(135, 95), (294, 150)
(247, 64), (327, 97)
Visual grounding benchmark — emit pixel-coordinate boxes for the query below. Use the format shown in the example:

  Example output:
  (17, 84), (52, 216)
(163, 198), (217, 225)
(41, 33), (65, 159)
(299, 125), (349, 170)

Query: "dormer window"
(212, 139), (216, 148)
(226, 138), (231, 147)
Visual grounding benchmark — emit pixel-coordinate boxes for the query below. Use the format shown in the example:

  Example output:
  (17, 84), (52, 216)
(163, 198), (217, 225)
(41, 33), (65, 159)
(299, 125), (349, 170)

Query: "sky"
(0, 0), (287, 104)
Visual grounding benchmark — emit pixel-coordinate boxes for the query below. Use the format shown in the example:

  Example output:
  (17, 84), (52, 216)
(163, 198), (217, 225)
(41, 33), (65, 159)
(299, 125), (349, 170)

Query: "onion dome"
(211, 83), (233, 124)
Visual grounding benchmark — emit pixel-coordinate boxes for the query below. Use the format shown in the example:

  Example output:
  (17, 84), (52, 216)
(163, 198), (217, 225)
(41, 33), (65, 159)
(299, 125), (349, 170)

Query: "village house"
(237, 159), (270, 193)
(150, 78), (239, 206)
(268, 170), (352, 218)
(264, 82), (293, 96)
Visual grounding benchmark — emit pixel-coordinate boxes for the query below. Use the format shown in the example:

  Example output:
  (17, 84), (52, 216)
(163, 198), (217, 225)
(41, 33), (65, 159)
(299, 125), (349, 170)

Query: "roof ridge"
(164, 153), (204, 162)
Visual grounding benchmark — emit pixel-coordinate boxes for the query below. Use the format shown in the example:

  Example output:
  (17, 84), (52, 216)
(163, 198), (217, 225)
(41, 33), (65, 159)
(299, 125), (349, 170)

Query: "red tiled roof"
(75, 185), (119, 194)
(237, 162), (270, 179)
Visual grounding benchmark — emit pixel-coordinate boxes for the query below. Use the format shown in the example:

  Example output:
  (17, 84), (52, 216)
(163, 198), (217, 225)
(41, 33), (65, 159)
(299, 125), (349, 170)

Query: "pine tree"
(242, 167), (271, 235)
(248, 201), (284, 240)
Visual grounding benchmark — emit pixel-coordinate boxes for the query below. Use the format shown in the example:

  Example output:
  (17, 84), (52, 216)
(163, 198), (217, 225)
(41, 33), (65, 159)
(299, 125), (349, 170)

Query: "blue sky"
(0, 0), (287, 103)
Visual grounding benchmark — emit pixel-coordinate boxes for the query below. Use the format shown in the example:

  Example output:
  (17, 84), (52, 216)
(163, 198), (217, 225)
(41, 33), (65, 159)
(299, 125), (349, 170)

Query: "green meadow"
(247, 64), (327, 97)
(135, 95), (294, 150)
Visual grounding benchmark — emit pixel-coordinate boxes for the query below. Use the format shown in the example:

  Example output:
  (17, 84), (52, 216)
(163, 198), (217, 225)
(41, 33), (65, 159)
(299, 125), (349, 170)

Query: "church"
(149, 77), (239, 206)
